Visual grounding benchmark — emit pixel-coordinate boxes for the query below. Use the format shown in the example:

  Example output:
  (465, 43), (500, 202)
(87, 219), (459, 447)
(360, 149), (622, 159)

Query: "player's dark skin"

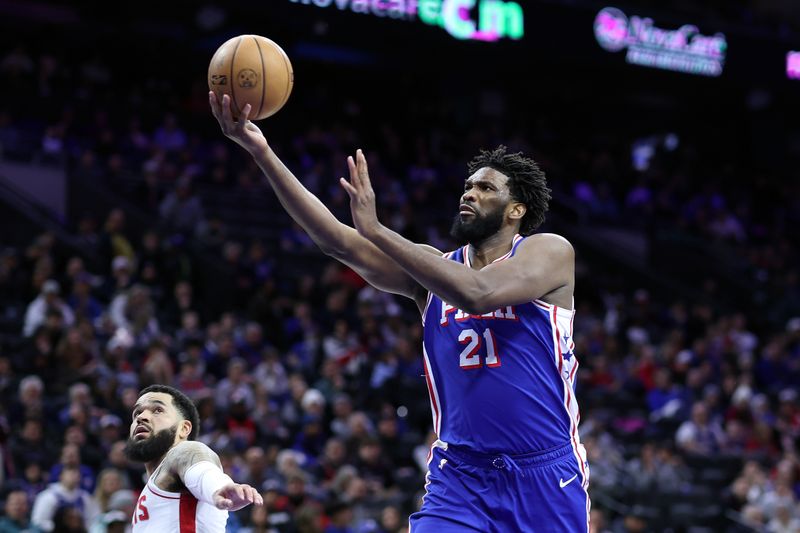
(209, 91), (574, 315)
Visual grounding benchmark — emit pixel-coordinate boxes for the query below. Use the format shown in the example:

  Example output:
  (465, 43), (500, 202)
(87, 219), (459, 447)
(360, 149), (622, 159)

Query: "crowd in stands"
(1, 20), (799, 533)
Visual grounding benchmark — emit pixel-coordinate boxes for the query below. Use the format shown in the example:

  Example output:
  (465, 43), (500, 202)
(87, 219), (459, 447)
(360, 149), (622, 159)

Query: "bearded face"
(449, 201), (507, 246)
(124, 424), (178, 463)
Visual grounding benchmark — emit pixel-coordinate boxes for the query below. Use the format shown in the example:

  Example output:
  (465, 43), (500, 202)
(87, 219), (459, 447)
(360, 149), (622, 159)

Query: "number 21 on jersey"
(459, 328), (500, 369)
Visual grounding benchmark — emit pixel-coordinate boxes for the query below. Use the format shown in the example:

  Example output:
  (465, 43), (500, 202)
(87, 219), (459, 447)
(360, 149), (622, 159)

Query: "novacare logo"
(594, 6), (727, 76)
(288, 0), (524, 42)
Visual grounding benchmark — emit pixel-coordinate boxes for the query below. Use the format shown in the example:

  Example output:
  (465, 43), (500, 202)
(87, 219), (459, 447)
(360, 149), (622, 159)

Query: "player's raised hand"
(209, 91), (268, 155)
(212, 482), (263, 511)
(340, 149), (382, 240)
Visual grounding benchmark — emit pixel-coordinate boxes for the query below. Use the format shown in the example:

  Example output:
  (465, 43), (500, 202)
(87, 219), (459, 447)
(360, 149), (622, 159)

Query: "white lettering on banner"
(594, 6), (727, 77)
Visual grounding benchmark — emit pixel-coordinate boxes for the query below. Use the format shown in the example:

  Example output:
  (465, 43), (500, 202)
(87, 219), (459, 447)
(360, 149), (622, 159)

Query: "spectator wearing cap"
(0, 489), (34, 533)
(23, 279), (75, 337)
(97, 415), (123, 454)
(88, 509), (128, 533)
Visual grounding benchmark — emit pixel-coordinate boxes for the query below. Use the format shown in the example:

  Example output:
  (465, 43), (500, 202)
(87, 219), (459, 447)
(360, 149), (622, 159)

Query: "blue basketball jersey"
(421, 234), (583, 459)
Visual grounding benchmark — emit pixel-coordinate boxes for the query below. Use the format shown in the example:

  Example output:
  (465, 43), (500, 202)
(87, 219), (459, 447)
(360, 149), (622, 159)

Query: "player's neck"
(467, 228), (517, 269)
(144, 456), (166, 478)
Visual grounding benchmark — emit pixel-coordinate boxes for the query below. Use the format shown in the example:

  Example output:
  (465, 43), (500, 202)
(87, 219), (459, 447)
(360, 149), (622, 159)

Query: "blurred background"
(0, 1), (799, 532)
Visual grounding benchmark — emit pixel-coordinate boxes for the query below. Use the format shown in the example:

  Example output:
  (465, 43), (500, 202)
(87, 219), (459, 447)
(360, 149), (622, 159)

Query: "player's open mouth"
(134, 426), (150, 439)
(459, 205), (475, 215)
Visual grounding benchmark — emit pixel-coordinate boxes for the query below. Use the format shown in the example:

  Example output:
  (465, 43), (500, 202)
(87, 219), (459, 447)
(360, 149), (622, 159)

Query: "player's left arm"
(164, 441), (263, 511)
(340, 150), (572, 314)
(373, 230), (571, 314)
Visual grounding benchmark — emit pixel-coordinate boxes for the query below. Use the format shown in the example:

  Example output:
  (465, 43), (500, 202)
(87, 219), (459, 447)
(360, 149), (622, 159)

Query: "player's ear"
(508, 202), (526, 222)
(179, 419), (192, 440)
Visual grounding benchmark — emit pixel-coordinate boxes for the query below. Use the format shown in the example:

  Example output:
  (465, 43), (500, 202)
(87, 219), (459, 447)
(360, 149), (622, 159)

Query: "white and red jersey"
(132, 469), (228, 533)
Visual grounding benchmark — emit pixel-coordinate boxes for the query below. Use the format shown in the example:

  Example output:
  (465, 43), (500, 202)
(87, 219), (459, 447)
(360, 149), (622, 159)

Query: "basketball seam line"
(253, 36), (266, 120)
(230, 36), (243, 116)
(278, 45), (292, 112)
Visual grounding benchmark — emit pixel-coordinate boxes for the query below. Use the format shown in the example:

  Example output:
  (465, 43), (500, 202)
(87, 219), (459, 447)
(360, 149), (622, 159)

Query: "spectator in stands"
(48, 443), (94, 494)
(0, 489), (34, 533)
(8, 418), (53, 475)
(67, 273), (103, 324)
(109, 284), (159, 349)
(91, 469), (123, 514)
(152, 114), (187, 152)
(97, 210), (134, 276)
(158, 176), (205, 238)
(102, 255), (134, 301)
(23, 280), (74, 337)
(676, 401), (726, 455)
(214, 358), (255, 413)
(31, 466), (98, 532)
(647, 366), (686, 422)
(766, 501), (800, 533)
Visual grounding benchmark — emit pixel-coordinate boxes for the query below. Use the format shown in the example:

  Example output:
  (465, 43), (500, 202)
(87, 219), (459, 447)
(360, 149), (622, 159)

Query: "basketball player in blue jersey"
(211, 93), (590, 532)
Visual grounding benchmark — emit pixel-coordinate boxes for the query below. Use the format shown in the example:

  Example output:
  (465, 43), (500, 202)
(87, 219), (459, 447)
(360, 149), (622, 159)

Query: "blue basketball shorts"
(409, 441), (590, 533)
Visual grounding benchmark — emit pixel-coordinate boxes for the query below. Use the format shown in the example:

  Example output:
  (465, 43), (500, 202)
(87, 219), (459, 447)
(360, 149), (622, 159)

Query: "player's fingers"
(240, 103), (251, 124)
(340, 177), (357, 197)
(347, 156), (361, 192)
(234, 484), (245, 501)
(254, 491), (264, 506)
(357, 149), (370, 186)
(221, 94), (233, 124)
(218, 498), (232, 510)
(208, 91), (220, 118)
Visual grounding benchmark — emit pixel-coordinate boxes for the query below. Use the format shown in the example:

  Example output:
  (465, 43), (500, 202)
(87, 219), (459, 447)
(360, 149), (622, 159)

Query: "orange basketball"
(208, 34), (294, 120)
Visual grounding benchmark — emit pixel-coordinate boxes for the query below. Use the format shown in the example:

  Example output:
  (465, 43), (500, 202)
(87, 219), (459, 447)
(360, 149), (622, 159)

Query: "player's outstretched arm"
(209, 91), (436, 301)
(165, 441), (263, 511)
(342, 149), (574, 313)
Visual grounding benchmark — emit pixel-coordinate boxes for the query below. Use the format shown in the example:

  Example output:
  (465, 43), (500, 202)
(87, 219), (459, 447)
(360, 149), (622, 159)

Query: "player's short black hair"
(467, 145), (551, 236)
(139, 384), (200, 440)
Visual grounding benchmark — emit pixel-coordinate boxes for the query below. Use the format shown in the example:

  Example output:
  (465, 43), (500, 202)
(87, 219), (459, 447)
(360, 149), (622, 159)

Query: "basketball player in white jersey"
(125, 384), (262, 532)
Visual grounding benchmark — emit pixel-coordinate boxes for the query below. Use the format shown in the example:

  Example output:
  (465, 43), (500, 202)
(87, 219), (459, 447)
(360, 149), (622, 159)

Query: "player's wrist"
(183, 461), (234, 505)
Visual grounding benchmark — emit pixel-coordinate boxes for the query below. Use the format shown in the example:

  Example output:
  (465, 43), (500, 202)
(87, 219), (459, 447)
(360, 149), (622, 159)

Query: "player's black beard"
(124, 425), (178, 463)
(449, 205), (506, 246)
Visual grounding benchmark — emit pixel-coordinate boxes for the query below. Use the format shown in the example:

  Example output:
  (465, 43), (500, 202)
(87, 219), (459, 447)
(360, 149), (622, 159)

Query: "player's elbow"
(317, 242), (346, 258)
(459, 286), (496, 315)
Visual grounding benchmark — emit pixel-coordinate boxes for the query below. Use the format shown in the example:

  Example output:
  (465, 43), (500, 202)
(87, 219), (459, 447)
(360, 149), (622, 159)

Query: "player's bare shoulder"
(167, 441), (222, 472)
(155, 441), (222, 491)
(516, 233), (574, 264)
